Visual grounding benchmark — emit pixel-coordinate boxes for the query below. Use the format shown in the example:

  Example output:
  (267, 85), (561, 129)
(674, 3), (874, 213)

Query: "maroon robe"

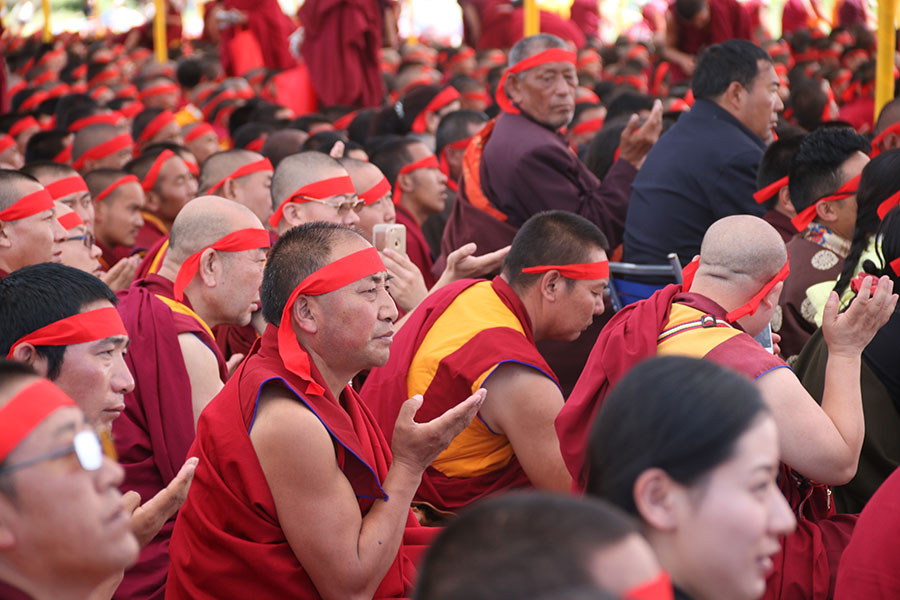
(221, 0), (296, 74)
(395, 204), (437, 289)
(112, 274), (227, 600)
(298, 0), (385, 107)
(362, 277), (555, 511)
(668, 0), (753, 80)
(134, 234), (169, 281)
(763, 209), (797, 244)
(477, 3), (586, 49)
(167, 326), (433, 598)
(132, 212), (168, 257)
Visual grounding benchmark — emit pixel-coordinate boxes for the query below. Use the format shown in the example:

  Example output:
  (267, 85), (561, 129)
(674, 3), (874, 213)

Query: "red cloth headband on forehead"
(6, 307), (127, 359)
(142, 150), (177, 192)
(0, 135), (16, 154)
(119, 101), (144, 119)
(184, 122), (216, 144)
(522, 260), (610, 279)
(95, 175), (140, 203)
(57, 211), (85, 230)
(115, 85), (138, 99)
(447, 47), (476, 67)
(877, 189), (900, 220)
(138, 82), (179, 101)
(572, 117), (605, 135)
(0, 380), (76, 464)
(576, 52), (600, 68)
(753, 175), (789, 204)
(412, 87), (461, 134)
(496, 48), (577, 114)
(54, 143), (72, 164)
(72, 133), (133, 171)
(139, 110), (177, 143)
(791, 173), (861, 232)
(90, 86), (111, 101)
(69, 113), (122, 132)
(725, 260), (790, 323)
(359, 176), (392, 205)
(45, 176), (89, 200)
(9, 115), (39, 138)
(394, 155), (440, 206)
(277, 247), (386, 396)
(268, 175), (357, 227)
(207, 158), (273, 194)
(871, 121), (900, 157)
(0, 188), (54, 222)
(245, 137), (265, 153)
(88, 68), (120, 88)
(173, 228), (271, 301)
(333, 110), (359, 131)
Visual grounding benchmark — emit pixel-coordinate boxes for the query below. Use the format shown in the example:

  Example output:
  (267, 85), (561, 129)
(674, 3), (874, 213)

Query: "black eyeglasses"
(65, 232), (95, 250)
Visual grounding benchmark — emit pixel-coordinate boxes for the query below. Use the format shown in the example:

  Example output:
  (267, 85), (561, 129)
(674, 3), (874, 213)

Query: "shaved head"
(270, 151), (347, 209)
(166, 195), (264, 265)
(696, 216), (787, 296)
(338, 156), (384, 191)
(72, 124), (121, 162)
(198, 149), (265, 195)
(261, 129), (308, 168)
(874, 97), (900, 135)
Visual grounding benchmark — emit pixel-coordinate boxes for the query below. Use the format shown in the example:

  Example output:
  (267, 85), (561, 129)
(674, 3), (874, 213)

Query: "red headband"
(57, 211), (85, 230)
(447, 47), (475, 67)
(89, 86), (111, 101)
(438, 137), (472, 192)
(54, 143), (72, 164)
(877, 189), (900, 220)
(45, 176), (89, 200)
(72, 133), (133, 171)
(9, 115), (39, 138)
(119, 101), (145, 119)
(138, 82), (179, 101)
(37, 48), (64, 66)
(521, 260), (610, 279)
(138, 110), (177, 143)
(0, 380), (76, 464)
(333, 110), (359, 131)
(184, 122), (216, 144)
(571, 117), (605, 135)
(202, 89), (238, 120)
(207, 158), (273, 194)
(359, 176), (392, 205)
(576, 52), (600, 69)
(891, 257), (900, 277)
(682, 257), (790, 323)
(269, 175), (357, 227)
(576, 90), (601, 105)
(496, 48), (577, 114)
(141, 150), (177, 192)
(393, 155), (440, 206)
(462, 90), (491, 105)
(0, 134), (17, 154)
(115, 84), (138, 99)
(411, 87), (461, 134)
(95, 175), (140, 203)
(791, 173), (861, 232)
(245, 137), (266, 152)
(277, 247), (386, 396)
(0, 188), (54, 222)
(88, 68), (120, 88)
(69, 112), (122, 132)
(753, 175), (789, 204)
(6, 307), (127, 359)
(651, 62), (671, 96)
(871, 121), (900, 157)
(173, 228), (271, 302)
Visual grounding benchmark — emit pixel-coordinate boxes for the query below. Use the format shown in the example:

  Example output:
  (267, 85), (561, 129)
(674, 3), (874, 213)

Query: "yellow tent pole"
(153, 0), (167, 63)
(524, 0), (539, 36)
(875, 0), (897, 120)
(407, 0), (416, 43)
(41, 0), (51, 42)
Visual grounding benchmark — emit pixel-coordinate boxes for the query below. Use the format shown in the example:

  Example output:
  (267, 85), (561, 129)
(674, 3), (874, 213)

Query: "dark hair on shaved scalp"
(674, 0), (706, 20)
(84, 168), (130, 203)
(21, 160), (78, 181)
(586, 356), (769, 514)
(790, 79), (830, 132)
(503, 211), (609, 289)
(260, 223), (365, 324)
(176, 57), (205, 89)
(132, 107), (169, 142)
(604, 92), (654, 123)
(414, 492), (635, 600)
(24, 130), (70, 163)
(691, 40), (772, 101)
(59, 103), (107, 132)
(302, 131), (347, 155)
(584, 121), (629, 181)
(0, 263), (117, 380)
(756, 134), (806, 210)
(788, 126), (870, 214)
(369, 137), (418, 184)
(124, 145), (173, 188)
(0, 170), (40, 211)
(290, 113), (331, 133)
(508, 33), (568, 67)
(435, 109), (488, 155)
(233, 122), (275, 150)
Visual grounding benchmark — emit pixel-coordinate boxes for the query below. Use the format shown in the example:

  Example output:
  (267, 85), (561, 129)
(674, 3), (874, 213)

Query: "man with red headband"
(0, 362), (140, 600)
(0, 171), (67, 279)
(198, 149), (274, 224)
(775, 128), (870, 363)
(133, 108), (183, 153)
(870, 98), (900, 157)
(269, 151), (361, 235)
(72, 124), (135, 174)
(441, 34), (662, 268)
(167, 222), (484, 598)
(85, 169), (145, 283)
(754, 134), (804, 244)
(21, 162), (94, 232)
(362, 211), (609, 512)
(112, 195), (269, 600)
(557, 215), (897, 599)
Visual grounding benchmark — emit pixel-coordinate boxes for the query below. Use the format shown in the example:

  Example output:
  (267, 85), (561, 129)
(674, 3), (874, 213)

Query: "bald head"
(166, 195), (264, 265)
(874, 98), (900, 135)
(695, 216), (787, 294)
(271, 151), (347, 208)
(338, 157), (384, 191)
(198, 149), (265, 195)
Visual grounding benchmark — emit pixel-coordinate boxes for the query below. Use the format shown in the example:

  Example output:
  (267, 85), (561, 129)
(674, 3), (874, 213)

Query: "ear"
(538, 270), (563, 302)
(0, 497), (18, 551)
(886, 132), (900, 152)
(9, 344), (50, 376)
(223, 177), (238, 202)
(425, 111), (441, 134)
(291, 295), (318, 335)
(722, 80), (745, 112)
(282, 202), (303, 227)
(0, 222), (11, 249)
(815, 200), (839, 224)
(196, 247), (221, 288)
(763, 280), (784, 309)
(144, 190), (162, 213)
(397, 171), (415, 193)
(777, 187), (796, 218)
(633, 468), (681, 531)
(506, 72), (525, 106)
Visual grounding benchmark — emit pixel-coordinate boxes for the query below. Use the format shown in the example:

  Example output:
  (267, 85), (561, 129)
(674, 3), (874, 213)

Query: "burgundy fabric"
(214, 323), (259, 360)
(221, 0), (295, 74)
(133, 216), (167, 257)
(395, 204), (437, 289)
(112, 274), (227, 600)
(477, 3), (586, 49)
(167, 326), (429, 598)
(669, 0), (752, 80)
(299, 0), (385, 107)
(135, 234), (169, 281)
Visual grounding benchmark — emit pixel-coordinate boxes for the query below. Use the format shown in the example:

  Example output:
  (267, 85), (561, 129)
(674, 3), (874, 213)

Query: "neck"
(400, 200), (430, 226)
(155, 262), (222, 329)
(503, 275), (545, 340)
(683, 279), (741, 316)
(303, 343), (352, 401)
(645, 534), (708, 600)
(0, 567), (101, 600)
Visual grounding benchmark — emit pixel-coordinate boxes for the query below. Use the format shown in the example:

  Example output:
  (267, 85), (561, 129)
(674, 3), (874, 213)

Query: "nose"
(768, 486), (797, 537)
(52, 217), (67, 243)
(593, 295), (605, 316)
(774, 92), (785, 112)
(91, 243), (103, 260)
(344, 209), (361, 228)
(113, 353), (135, 394)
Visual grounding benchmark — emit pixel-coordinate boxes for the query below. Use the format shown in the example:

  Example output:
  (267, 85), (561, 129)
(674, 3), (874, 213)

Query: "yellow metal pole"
(41, 0), (51, 42)
(524, 0), (539, 36)
(407, 0), (416, 43)
(875, 0), (897, 120)
(153, 0), (167, 63)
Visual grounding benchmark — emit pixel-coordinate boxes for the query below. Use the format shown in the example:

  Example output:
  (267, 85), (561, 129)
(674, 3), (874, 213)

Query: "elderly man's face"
(508, 60), (577, 129)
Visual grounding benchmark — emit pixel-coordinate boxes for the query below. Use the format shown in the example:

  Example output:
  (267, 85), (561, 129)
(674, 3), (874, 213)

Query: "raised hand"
(823, 275), (898, 358)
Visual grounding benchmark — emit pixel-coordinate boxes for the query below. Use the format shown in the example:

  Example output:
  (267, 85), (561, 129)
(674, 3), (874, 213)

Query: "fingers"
(396, 395), (425, 426)
(822, 290), (840, 326)
(430, 388), (487, 437)
(226, 353), (245, 374)
(329, 140), (345, 158)
(122, 490), (141, 515)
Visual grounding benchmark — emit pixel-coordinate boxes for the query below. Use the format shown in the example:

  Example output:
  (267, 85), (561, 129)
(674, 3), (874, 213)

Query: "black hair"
(788, 127), (870, 214)
(604, 92), (654, 123)
(692, 39), (772, 101)
(24, 130), (70, 164)
(0, 263), (117, 380)
(369, 137), (418, 184)
(175, 58), (205, 89)
(289, 113), (331, 133)
(347, 108), (377, 146)
(301, 131), (347, 155)
(790, 79), (830, 132)
(584, 121), (629, 181)
(756, 134), (806, 210)
(503, 211), (609, 289)
(373, 85), (442, 136)
(585, 356), (769, 514)
(233, 122), (276, 150)
(435, 109), (488, 155)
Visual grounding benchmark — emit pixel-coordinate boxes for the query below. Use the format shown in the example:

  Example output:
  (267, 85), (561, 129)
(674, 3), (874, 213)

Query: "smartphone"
(373, 224), (407, 255)
(754, 323), (774, 354)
